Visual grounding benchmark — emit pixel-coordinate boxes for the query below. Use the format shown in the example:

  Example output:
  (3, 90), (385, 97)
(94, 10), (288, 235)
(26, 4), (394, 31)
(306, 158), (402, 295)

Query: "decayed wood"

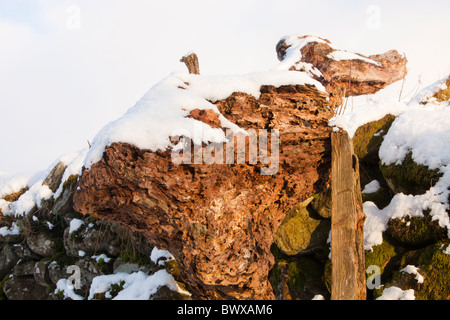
(331, 131), (366, 300)
(180, 52), (200, 75)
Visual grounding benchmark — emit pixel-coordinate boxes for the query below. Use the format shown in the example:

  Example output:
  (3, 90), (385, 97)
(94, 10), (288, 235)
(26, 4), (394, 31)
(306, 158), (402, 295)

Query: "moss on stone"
(54, 174), (79, 204)
(165, 259), (181, 282)
(353, 114), (396, 163)
(42, 250), (77, 266)
(310, 188), (331, 219)
(0, 273), (12, 300)
(380, 152), (442, 195)
(45, 283), (56, 297)
(414, 242), (450, 300)
(269, 250), (327, 300)
(55, 289), (65, 300)
(274, 204), (330, 256)
(362, 186), (392, 209)
(323, 259), (332, 294)
(119, 249), (151, 267)
(386, 211), (447, 249)
(384, 242), (450, 300)
(286, 257), (325, 298)
(96, 257), (114, 274)
(365, 240), (397, 273)
(62, 174), (79, 190)
(109, 280), (126, 298)
(92, 280), (125, 300)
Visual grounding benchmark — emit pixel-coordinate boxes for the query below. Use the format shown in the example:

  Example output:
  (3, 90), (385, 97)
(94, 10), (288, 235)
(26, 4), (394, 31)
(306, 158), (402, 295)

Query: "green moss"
(380, 152), (442, 195)
(119, 249), (151, 267)
(365, 241), (397, 273)
(362, 187), (392, 209)
(41, 250), (77, 266)
(53, 174), (80, 204)
(165, 259), (181, 282)
(353, 114), (396, 162)
(62, 174), (79, 190)
(0, 273), (12, 300)
(415, 242), (450, 300)
(274, 205), (330, 256)
(46, 284), (56, 297)
(55, 289), (65, 300)
(96, 257), (113, 274)
(269, 252), (327, 300)
(323, 259), (332, 294)
(287, 257), (324, 295)
(92, 280), (126, 300)
(310, 189), (331, 219)
(269, 262), (282, 296)
(386, 211), (447, 249)
(109, 280), (126, 298)
(386, 242), (450, 300)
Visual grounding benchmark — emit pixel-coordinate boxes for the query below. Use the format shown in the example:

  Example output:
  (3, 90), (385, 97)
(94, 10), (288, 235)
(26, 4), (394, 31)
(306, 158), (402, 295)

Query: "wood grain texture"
(331, 131), (366, 300)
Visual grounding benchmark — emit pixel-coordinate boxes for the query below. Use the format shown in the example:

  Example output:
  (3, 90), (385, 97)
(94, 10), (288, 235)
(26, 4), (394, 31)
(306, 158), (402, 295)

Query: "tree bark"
(180, 52), (200, 75)
(331, 131), (366, 300)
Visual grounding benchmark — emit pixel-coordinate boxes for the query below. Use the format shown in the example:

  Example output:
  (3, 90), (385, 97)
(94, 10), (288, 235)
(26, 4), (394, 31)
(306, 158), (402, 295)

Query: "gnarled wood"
(180, 52), (200, 75)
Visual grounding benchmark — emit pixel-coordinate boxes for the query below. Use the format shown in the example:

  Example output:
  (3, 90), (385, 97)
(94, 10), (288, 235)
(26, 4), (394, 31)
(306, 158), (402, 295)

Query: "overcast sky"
(1, 0), (449, 174)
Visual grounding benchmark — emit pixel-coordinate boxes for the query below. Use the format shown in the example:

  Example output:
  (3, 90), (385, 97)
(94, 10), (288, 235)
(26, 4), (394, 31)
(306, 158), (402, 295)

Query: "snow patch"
(376, 286), (415, 300)
(150, 247), (175, 266)
(69, 218), (85, 234)
(400, 265), (424, 283)
(88, 270), (190, 300)
(443, 244), (450, 255)
(0, 222), (20, 237)
(55, 279), (84, 300)
(412, 75), (449, 104)
(276, 34), (328, 77)
(362, 180), (381, 194)
(92, 254), (112, 263)
(0, 173), (31, 199)
(327, 50), (381, 66)
(5, 181), (53, 217)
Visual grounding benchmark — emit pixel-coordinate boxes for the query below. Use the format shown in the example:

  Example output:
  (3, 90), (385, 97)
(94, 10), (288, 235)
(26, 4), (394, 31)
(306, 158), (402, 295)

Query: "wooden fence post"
(331, 130), (366, 300)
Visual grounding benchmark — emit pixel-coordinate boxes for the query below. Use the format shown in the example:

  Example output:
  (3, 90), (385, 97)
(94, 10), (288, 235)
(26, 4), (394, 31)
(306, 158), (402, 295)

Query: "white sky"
(0, 0), (449, 174)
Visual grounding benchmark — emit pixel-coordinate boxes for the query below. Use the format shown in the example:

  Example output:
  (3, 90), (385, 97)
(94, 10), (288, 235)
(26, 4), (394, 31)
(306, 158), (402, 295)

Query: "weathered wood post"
(331, 130), (366, 300)
(180, 52), (200, 75)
